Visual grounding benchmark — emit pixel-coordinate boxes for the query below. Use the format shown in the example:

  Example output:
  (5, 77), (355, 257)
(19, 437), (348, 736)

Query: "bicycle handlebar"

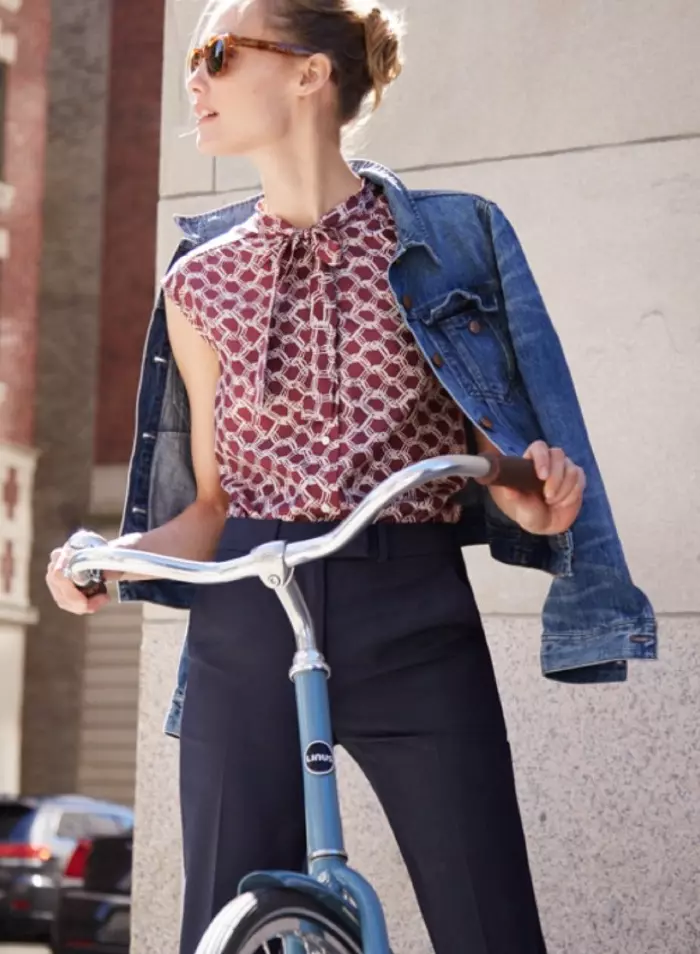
(474, 452), (544, 495)
(66, 453), (542, 588)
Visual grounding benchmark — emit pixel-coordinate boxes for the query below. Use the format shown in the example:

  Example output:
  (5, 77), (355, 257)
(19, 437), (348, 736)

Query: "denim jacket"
(118, 159), (656, 738)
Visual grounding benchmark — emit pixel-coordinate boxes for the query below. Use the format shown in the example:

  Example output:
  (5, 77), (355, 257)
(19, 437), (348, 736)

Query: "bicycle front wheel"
(196, 887), (363, 954)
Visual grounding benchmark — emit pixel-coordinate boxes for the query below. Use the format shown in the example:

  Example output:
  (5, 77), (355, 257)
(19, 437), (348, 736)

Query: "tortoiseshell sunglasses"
(188, 32), (317, 77)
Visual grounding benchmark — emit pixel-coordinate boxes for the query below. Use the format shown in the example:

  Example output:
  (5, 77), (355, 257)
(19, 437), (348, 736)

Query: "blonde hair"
(362, 5), (403, 110)
(193, 0), (405, 123)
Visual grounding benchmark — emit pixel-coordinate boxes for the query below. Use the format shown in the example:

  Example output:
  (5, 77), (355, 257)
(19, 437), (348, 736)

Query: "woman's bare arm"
(46, 296), (229, 610)
(104, 296), (229, 577)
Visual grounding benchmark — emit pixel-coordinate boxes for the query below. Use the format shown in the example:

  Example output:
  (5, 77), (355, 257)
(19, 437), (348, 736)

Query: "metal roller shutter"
(76, 513), (142, 807)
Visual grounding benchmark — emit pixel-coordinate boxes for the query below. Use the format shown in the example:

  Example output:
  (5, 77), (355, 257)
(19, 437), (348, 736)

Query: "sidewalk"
(0, 946), (49, 954)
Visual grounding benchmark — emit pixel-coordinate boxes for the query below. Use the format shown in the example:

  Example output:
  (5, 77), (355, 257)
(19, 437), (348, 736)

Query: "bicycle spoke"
(220, 902), (362, 954)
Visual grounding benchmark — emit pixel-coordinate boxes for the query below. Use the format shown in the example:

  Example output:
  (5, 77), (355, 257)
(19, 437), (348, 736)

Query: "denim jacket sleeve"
(485, 202), (657, 681)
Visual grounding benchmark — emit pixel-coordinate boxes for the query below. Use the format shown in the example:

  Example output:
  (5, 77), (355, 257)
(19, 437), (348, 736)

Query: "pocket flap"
(422, 285), (499, 326)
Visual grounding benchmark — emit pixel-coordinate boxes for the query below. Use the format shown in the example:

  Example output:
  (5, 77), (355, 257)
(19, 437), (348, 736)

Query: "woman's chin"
(195, 134), (223, 157)
(195, 133), (246, 159)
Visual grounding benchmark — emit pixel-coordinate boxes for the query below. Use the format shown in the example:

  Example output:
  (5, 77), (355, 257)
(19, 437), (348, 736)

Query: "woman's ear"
(297, 51), (334, 97)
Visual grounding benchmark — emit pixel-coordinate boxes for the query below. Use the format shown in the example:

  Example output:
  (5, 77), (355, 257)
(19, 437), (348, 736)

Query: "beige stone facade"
(0, 444), (37, 792)
(133, 2), (700, 953)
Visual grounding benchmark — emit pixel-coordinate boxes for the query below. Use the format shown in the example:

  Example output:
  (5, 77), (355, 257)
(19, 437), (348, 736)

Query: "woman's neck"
(253, 135), (363, 228)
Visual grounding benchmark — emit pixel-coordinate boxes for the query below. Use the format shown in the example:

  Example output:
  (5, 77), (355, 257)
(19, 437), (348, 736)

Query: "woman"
(46, 1), (657, 952)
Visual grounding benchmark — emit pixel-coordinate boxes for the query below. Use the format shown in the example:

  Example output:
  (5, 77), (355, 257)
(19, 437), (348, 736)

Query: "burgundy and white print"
(162, 180), (467, 523)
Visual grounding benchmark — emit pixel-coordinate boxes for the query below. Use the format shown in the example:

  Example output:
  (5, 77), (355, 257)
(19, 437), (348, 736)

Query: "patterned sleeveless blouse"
(162, 179), (467, 523)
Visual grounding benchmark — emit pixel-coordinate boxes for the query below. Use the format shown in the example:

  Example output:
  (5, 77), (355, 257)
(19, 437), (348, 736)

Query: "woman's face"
(187, 0), (317, 157)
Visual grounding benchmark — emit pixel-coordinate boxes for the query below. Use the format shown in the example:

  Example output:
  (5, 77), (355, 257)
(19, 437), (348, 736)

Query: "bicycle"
(66, 452), (542, 954)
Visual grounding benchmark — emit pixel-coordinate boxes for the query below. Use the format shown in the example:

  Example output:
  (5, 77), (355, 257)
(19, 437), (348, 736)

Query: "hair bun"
(364, 5), (404, 108)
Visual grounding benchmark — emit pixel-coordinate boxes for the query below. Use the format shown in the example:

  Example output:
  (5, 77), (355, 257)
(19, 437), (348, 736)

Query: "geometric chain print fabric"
(162, 180), (467, 523)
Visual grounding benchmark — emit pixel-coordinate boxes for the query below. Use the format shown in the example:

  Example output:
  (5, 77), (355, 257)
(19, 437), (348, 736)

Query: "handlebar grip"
(67, 530), (108, 597)
(475, 453), (545, 497)
(75, 576), (108, 598)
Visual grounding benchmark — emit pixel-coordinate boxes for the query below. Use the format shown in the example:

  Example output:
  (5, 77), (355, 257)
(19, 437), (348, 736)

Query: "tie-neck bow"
(250, 180), (378, 414)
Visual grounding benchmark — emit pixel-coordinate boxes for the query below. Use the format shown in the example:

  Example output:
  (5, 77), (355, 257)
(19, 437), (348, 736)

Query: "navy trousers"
(179, 518), (547, 954)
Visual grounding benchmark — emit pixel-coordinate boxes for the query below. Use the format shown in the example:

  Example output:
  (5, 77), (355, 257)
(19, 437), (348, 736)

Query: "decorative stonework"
(0, 182), (14, 211)
(0, 181), (13, 259)
(0, 442), (37, 621)
(0, 26), (17, 63)
(1, 538), (13, 592)
(2, 465), (18, 518)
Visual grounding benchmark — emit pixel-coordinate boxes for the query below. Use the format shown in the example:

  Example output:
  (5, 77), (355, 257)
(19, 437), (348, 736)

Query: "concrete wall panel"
(363, 0), (700, 171)
(160, 0), (215, 198)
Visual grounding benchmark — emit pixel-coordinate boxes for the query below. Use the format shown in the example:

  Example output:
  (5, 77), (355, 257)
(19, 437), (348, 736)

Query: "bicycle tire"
(195, 886), (364, 954)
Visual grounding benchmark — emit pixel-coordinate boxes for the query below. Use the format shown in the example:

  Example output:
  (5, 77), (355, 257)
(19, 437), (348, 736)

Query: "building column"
(0, 0), (48, 794)
(21, 0), (111, 794)
(0, 450), (37, 793)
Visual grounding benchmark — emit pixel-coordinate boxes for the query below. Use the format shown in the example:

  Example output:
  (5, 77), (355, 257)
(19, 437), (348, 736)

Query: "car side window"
(84, 813), (123, 837)
(56, 812), (91, 840)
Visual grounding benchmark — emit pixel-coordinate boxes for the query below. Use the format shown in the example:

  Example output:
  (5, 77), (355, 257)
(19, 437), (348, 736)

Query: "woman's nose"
(186, 64), (207, 97)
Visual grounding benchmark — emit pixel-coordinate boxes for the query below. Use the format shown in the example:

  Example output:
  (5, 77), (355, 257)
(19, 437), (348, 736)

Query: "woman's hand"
(45, 543), (111, 616)
(489, 441), (586, 535)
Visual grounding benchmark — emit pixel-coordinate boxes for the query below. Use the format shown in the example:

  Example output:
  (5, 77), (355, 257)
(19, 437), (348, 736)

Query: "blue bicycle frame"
(236, 539), (392, 954)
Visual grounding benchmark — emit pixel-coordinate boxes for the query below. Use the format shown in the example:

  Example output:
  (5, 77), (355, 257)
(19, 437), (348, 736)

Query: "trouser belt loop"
(373, 524), (390, 562)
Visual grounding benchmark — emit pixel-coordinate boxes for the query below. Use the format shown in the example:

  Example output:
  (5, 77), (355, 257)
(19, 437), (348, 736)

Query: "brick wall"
(0, 0), (51, 447)
(94, 0), (164, 466)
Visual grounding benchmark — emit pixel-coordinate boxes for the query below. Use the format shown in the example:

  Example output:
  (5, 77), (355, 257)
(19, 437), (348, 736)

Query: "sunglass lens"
(207, 37), (228, 75)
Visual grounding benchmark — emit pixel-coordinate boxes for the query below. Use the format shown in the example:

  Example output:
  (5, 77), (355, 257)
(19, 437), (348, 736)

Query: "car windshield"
(0, 804), (35, 842)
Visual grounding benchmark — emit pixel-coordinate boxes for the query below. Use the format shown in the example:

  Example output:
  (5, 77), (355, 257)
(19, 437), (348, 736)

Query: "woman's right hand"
(45, 543), (111, 615)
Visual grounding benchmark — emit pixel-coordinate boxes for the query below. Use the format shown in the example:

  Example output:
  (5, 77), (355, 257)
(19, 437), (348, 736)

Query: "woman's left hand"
(490, 441), (586, 535)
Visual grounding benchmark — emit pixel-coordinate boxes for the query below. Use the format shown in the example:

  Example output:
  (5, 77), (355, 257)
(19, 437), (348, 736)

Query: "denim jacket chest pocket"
(417, 286), (517, 403)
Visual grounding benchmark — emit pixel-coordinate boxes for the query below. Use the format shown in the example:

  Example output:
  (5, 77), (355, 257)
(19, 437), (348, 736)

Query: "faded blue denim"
(116, 160), (657, 738)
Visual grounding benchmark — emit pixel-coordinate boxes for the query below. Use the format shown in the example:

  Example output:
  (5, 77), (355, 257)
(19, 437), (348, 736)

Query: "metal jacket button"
(479, 416), (494, 430)
(468, 319), (482, 334)
(432, 352), (444, 368)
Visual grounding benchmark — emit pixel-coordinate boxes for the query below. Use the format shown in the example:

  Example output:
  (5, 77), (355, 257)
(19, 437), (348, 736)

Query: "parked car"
(0, 794), (133, 942)
(52, 832), (132, 954)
